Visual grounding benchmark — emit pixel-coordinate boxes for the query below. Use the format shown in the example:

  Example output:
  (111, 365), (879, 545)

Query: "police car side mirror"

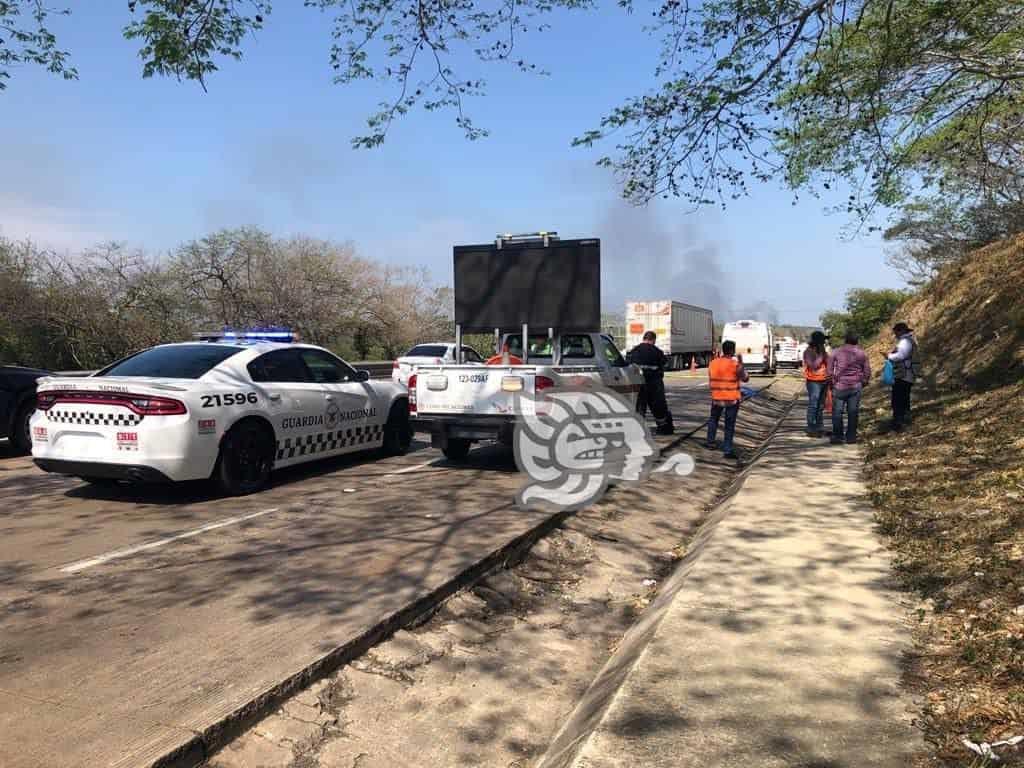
(356, 369), (371, 382)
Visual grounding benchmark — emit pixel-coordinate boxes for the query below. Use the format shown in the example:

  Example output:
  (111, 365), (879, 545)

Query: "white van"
(722, 320), (776, 375)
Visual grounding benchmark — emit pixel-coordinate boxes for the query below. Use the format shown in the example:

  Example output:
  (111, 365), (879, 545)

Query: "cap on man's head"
(892, 322), (912, 335)
(643, 331), (656, 342)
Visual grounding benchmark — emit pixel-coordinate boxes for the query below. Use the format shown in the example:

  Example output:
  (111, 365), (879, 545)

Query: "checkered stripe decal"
(276, 424), (383, 460)
(47, 409), (143, 427)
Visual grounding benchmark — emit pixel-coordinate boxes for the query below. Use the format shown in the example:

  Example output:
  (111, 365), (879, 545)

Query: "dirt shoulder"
(860, 236), (1024, 766)
(208, 385), (796, 768)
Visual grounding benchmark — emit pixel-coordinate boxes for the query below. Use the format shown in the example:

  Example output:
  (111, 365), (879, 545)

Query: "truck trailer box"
(625, 300), (715, 369)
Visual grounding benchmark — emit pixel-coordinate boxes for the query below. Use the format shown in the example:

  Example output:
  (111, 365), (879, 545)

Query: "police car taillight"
(129, 396), (187, 415)
(33, 390), (185, 416)
(392, 360), (400, 369)
(35, 392), (57, 410)
(408, 374), (417, 414)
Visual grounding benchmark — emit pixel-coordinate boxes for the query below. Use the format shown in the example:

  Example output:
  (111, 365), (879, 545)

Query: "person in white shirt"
(886, 322), (918, 431)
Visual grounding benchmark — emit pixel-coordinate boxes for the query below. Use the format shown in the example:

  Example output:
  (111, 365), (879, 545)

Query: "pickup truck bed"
(410, 333), (642, 460)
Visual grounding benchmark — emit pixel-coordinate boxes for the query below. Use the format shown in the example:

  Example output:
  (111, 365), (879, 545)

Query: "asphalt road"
(0, 374), (753, 768)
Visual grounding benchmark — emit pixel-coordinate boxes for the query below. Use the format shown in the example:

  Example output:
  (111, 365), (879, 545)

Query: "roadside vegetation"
(820, 288), (911, 343)
(0, 229), (451, 370)
(861, 236), (1024, 765)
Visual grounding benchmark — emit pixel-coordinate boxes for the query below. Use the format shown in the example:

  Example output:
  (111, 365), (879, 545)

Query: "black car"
(1, 365), (50, 454)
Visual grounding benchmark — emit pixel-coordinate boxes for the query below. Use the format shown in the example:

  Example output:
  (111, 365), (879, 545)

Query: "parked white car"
(392, 343), (484, 388)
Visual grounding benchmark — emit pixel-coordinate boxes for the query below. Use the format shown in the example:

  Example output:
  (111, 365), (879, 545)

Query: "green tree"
(0, 1), (76, 90)
(4, 0), (1022, 214)
(884, 196), (1024, 285)
(820, 287), (911, 342)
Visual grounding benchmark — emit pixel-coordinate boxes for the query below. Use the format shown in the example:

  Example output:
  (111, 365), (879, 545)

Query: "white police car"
(30, 331), (411, 495)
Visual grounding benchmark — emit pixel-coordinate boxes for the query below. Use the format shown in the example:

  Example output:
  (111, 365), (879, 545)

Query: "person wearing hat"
(886, 321), (918, 431)
(802, 330), (831, 437)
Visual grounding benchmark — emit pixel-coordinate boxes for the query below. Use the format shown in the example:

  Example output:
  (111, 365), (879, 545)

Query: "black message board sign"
(453, 238), (601, 332)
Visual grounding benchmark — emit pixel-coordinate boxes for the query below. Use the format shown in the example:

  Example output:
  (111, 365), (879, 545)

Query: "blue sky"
(0, 2), (903, 325)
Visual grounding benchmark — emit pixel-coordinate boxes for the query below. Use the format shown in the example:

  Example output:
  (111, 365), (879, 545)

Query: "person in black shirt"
(627, 331), (674, 435)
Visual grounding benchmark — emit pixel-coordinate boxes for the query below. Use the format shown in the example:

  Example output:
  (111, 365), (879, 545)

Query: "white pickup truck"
(410, 331), (643, 460)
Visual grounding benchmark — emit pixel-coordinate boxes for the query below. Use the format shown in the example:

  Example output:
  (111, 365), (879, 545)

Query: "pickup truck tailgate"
(414, 366), (544, 416)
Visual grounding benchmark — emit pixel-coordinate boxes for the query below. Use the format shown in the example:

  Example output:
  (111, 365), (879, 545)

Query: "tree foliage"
(819, 286), (910, 342)
(0, 0), (76, 90)
(578, 0), (1024, 216)
(0, 229), (453, 370)
(2, 0), (1023, 214)
(123, 0), (269, 89)
(884, 195), (1024, 285)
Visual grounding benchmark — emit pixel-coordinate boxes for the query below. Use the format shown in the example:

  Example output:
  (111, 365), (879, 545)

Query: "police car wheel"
(216, 421), (273, 496)
(442, 438), (471, 461)
(11, 398), (36, 455)
(382, 402), (412, 456)
(80, 477), (122, 487)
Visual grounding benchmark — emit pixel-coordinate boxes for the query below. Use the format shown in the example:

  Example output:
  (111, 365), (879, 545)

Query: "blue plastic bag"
(881, 359), (895, 386)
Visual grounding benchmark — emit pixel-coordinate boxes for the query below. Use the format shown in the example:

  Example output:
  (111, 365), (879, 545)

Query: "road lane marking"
(58, 508), (280, 574)
(388, 459), (445, 475)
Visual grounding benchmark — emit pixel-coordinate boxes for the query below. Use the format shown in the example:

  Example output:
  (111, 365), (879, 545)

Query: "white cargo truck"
(624, 300), (715, 369)
(722, 320), (776, 375)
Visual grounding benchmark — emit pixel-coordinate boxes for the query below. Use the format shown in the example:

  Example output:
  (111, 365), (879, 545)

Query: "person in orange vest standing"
(705, 340), (749, 460)
(802, 330), (831, 437)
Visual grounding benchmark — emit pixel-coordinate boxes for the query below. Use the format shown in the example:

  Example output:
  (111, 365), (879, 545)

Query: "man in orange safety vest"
(706, 339), (749, 460)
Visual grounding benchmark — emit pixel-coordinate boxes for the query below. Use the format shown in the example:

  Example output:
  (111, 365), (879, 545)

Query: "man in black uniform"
(627, 331), (674, 435)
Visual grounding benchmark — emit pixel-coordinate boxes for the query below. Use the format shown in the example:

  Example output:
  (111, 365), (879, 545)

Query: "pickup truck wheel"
(442, 438), (471, 462)
(215, 421), (274, 496)
(382, 402), (412, 456)
(11, 398), (36, 455)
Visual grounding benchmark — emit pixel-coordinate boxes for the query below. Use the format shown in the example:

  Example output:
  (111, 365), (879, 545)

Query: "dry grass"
(860, 235), (1024, 765)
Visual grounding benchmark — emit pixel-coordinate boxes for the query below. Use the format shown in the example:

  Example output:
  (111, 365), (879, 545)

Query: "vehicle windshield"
(97, 344), (243, 379)
(405, 344), (448, 358)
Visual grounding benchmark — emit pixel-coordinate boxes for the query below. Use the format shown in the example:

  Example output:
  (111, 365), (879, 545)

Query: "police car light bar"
(194, 327), (295, 343)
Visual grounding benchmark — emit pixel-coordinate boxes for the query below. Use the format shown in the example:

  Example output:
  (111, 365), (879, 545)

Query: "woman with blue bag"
(881, 359), (895, 386)
(885, 322), (918, 431)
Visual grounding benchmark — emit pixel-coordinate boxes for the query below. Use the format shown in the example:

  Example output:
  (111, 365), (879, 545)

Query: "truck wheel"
(11, 398), (36, 455)
(215, 421), (274, 496)
(442, 438), (471, 462)
(382, 402), (412, 456)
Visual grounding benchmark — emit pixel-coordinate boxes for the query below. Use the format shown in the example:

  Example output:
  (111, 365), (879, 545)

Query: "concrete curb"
(535, 388), (797, 768)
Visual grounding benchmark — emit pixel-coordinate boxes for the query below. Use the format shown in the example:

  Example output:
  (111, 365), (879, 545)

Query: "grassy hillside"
(861, 235), (1024, 764)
